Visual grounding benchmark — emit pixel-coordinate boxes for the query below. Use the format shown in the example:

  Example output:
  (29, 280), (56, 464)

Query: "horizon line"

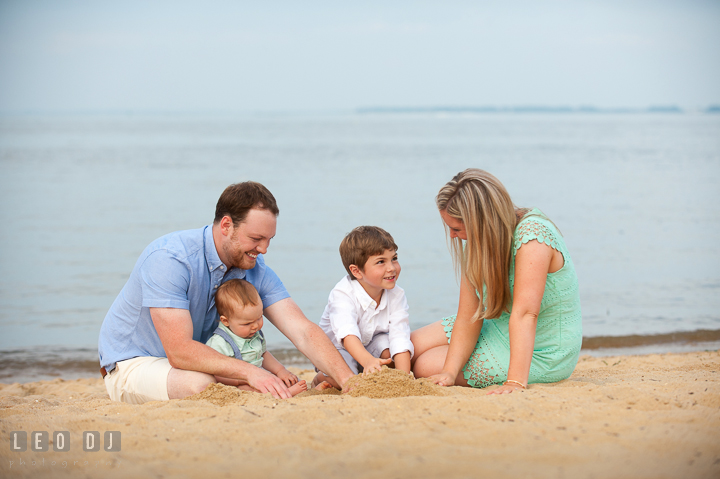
(1, 104), (720, 117)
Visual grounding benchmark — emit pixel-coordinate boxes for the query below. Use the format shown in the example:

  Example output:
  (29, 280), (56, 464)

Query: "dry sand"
(1, 350), (718, 479)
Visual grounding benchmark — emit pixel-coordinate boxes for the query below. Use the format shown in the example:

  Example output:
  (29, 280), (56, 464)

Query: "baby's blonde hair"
(215, 279), (260, 318)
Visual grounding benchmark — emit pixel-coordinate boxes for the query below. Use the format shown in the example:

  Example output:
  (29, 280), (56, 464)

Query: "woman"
(411, 169), (582, 393)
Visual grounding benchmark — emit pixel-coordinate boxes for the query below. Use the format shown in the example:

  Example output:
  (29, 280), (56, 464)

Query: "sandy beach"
(1, 350), (718, 479)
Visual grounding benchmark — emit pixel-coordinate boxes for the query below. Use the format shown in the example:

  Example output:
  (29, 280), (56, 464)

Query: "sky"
(1, 0), (719, 113)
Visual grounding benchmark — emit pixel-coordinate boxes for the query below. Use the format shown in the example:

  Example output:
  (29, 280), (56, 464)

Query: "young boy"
(313, 226), (414, 388)
(206, 278), (308, 396)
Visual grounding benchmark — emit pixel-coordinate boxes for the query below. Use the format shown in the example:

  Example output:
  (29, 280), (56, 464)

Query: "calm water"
(1, 112), (719, 368)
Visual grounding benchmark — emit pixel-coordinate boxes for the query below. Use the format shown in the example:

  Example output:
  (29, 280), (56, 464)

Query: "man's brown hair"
(214, 181), (279, 226)
(339, 226), (398, 280)
(215, 279), (261, 318)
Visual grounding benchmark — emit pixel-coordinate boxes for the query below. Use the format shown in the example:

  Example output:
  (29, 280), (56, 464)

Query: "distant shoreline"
(357, 105), (720, 114)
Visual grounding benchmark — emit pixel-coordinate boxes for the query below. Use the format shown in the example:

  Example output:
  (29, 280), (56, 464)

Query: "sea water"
(1, 112), (719, 378)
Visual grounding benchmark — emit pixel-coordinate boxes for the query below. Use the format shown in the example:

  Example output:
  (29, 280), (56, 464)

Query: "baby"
(206, 278), (308, 396)
(313, 226), (414, 389)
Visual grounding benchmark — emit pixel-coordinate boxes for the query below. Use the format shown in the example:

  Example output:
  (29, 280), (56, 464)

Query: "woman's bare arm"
(487, 239), (553, 394)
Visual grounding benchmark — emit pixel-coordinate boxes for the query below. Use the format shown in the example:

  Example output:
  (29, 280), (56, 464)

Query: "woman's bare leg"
(412, 344), (470, 387)
(410, 320), (450, 367)
(412, 344), (447, 378)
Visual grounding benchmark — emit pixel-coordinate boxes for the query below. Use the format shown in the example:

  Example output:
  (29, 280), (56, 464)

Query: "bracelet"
(504, 379), (527, 389)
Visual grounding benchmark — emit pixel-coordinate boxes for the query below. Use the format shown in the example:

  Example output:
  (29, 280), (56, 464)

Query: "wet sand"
(1, 350), (719, 479)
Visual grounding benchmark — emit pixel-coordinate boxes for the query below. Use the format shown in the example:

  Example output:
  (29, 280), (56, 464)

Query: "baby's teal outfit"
(205, 322), (266, 368)
(442, 209), (582, 388)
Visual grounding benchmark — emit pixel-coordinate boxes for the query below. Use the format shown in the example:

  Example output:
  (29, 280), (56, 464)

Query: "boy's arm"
(392, 351), (411, 374)
(342, 335), (392, 374)
(261, 351), (298, 387)
(387, 288), (414, 374)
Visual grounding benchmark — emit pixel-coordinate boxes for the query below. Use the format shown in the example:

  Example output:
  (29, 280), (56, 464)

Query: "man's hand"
(245, 365), (293, 399)
(275, 368), (299, 388)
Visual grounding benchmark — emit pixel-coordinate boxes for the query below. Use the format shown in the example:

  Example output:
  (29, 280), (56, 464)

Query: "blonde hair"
(436, 169), (519, 322)
(215, 279), (261, 318)
(339, 226), (398, 280)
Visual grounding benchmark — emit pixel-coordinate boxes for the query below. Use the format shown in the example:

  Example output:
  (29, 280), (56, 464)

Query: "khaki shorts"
(103, 356), (172, 404)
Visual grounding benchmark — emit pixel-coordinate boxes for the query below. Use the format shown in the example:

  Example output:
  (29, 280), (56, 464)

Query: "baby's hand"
(362, 357), (393, 376)
(276, 368), (298, 387)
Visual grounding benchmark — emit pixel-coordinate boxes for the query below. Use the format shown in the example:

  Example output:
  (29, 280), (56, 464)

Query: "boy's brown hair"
(339, 226), (398, 279)
(215, 279), (261, 318)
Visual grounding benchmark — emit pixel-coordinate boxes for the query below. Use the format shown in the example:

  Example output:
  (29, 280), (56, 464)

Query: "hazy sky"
(1, 0), (719, 112)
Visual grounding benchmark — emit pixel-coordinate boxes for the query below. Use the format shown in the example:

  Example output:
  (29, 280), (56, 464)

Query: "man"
(98, 182), (354, 403)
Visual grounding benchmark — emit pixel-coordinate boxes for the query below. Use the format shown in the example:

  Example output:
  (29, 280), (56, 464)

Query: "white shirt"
(319, 275), (414, 358)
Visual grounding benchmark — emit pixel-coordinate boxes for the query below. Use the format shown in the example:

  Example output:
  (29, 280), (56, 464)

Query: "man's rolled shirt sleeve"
(140, 251), (192, 310)
(254, 262), (291, 309)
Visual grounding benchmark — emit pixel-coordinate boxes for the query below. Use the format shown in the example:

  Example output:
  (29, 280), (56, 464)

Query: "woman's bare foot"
(288, 380), (308, 397)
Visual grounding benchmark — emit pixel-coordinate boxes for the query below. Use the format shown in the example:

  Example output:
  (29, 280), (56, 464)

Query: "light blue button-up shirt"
(98, 225), (289, 372)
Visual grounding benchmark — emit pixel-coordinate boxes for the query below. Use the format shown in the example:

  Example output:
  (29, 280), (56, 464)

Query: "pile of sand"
(342, 367), (445, 399)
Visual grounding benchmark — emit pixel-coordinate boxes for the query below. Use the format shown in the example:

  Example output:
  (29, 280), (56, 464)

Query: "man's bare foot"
(314, 381), (333, 391)
(288, 380), (308, 397)
(312, 372), (341, 389)
(311, 372), (325, 388)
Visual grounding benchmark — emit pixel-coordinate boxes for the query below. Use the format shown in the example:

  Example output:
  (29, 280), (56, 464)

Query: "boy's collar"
(348, 276), (388, 311)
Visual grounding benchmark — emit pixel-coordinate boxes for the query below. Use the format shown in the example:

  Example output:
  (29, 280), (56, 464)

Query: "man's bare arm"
(263, 298), (354, 389)
(150, 307), (292, 399)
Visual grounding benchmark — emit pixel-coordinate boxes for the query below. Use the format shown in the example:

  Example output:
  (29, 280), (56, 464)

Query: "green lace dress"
(441, 209), (582, 387)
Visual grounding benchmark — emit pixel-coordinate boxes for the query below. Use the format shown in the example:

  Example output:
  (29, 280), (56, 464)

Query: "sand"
(1, 350), (719, 479)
